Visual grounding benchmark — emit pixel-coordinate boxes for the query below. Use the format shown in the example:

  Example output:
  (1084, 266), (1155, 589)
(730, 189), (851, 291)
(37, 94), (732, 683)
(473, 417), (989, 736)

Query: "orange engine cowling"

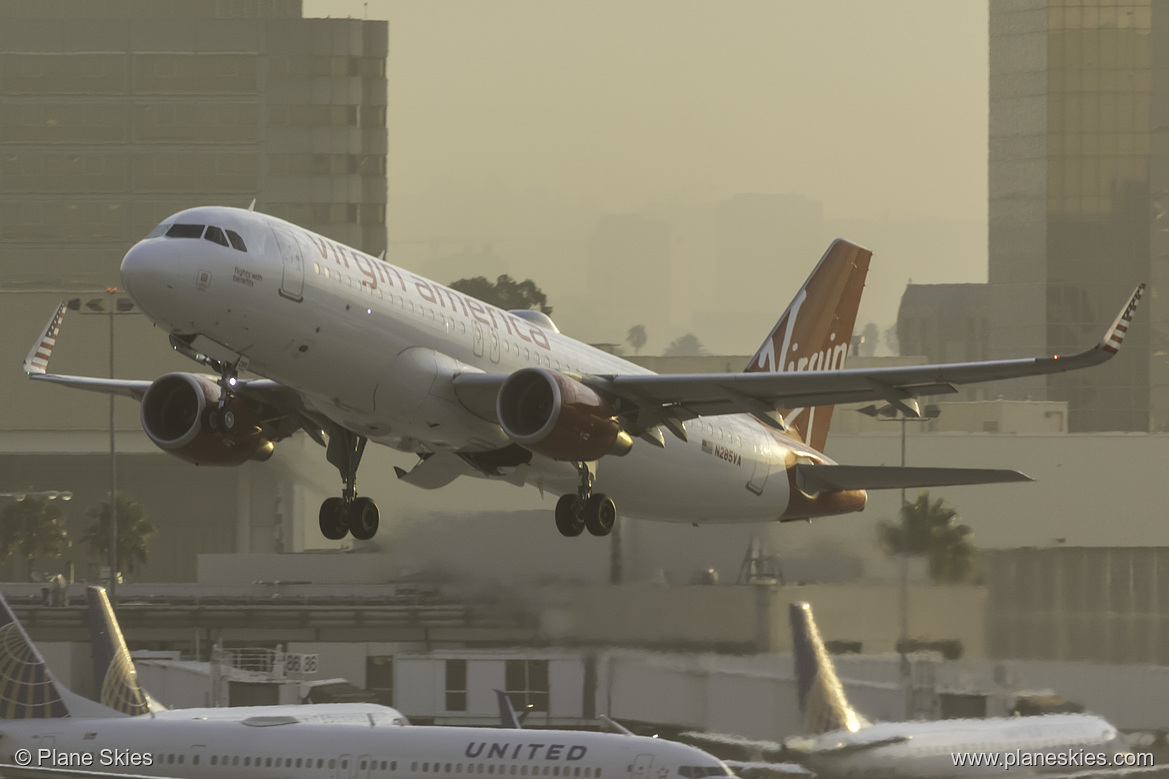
(139, 373), (272, 466)
(496, 368), (632, 461)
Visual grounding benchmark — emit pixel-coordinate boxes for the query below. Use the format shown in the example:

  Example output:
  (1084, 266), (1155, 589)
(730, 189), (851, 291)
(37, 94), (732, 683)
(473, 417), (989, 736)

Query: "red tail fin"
(745, 239), (871, 452)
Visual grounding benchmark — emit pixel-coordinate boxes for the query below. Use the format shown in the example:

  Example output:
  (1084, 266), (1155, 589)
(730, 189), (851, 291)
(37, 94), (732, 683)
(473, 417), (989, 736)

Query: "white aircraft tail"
(790, 601), (868, 735)
(0, 590), (123, 719)
(86, 586), (157, 715)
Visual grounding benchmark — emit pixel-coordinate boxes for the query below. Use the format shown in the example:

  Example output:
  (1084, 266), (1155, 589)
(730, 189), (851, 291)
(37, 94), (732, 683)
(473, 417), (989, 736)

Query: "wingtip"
(22, 301), (67, 375)
(1098, 282), (1144, 356)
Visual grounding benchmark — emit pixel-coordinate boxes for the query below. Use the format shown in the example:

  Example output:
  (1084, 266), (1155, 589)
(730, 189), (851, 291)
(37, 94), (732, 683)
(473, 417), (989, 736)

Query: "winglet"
(1098, 283), (1144, 356)
(22, 302), (67, 375)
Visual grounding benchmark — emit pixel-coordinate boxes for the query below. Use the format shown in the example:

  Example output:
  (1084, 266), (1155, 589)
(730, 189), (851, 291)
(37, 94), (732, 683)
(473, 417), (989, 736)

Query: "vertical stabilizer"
(745, 240), (871, 452)
(0, 592), (70, 718)
(790, 601), (867, 735)
(86, 586), (152, 716)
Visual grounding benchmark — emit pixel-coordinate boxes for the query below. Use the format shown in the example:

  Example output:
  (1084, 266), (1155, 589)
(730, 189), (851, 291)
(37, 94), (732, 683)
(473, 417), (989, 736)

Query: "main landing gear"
(318, 429), (381, 541)
(554, 462), (617, 538)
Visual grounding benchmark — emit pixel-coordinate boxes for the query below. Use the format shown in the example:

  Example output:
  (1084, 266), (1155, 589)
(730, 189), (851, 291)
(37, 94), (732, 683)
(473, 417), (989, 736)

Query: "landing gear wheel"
(319, 497), (349, 540)
(555, 494), (585, 537)
(584, 494), (616, 537)
(347, 496), (380, 541)
(202, 407), (236, 433)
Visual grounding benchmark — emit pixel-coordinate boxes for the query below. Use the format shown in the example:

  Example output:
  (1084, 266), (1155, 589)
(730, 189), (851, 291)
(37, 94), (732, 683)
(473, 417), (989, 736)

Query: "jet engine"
(140, 373), (273, 466)
(496, 368), (632, 461)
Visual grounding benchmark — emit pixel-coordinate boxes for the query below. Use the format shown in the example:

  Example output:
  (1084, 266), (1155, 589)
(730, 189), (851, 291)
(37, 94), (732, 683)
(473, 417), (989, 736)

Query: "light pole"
(67, 291), (136, 610)
(856, 401), (940, 718)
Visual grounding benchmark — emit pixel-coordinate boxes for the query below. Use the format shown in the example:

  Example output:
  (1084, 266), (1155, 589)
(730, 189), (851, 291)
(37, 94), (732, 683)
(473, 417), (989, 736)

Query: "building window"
(367, 656), (394, 707)
(505, 659), (549, 712)
(446, 659), (468, 711)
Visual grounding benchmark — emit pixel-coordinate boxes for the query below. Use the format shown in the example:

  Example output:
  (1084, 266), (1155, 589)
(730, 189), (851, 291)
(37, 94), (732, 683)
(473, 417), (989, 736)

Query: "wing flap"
(796, 464), (1032, 493)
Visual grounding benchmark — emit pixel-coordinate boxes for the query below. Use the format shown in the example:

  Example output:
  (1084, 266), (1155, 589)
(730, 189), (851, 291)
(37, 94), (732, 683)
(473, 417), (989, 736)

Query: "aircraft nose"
(120, 241), (151, 300)
(120, 239), (176, 314)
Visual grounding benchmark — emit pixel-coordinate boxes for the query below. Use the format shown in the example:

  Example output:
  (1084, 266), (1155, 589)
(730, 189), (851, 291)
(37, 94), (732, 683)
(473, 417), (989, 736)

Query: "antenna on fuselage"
(377, 250), (385, 262)
(248, 198), (256, 212)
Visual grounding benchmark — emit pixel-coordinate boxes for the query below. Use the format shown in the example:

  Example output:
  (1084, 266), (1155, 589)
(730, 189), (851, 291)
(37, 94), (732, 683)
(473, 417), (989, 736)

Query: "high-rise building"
(988, 0), (1166, 432)
(0, 0), (388, 581)
(0, 0), (388, 289)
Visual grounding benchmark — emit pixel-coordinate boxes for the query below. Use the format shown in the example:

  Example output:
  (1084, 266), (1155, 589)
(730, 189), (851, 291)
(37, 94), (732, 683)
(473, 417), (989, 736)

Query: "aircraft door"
(335, 754), (353, 779)
(473, 322), (485, 357)
(355, 754), (374, 779)
(630, 754), (655, 779)
(746, 430), (771, 496)
(489, 329), (500, 363)
(273, 227), (305, 302)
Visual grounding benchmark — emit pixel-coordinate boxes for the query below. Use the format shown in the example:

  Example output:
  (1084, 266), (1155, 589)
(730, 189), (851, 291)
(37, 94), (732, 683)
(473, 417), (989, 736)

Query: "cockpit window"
(226, 229), (247, 252)
(147, 223), (171, 239)
(166, 223), (205, 239)
(204, 226), (229, 247)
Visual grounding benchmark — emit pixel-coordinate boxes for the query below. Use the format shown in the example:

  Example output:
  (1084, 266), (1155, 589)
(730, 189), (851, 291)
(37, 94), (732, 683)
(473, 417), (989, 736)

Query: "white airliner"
(84, 585), (411, 727)
(782, 601), (1131, 778)
(22, 206), (1143, 541)
(0, 590), (737, 779)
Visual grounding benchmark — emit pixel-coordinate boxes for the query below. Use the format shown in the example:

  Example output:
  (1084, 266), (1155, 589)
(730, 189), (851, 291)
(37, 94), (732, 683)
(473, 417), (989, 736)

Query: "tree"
(626, 325), (647, 355)
(859, 322), (879, 357)
(663, 333), (705, 357)
(0, 495), (69, 581)
(82, 494), (156, 576)
(450, 275), (552, 315)
(877, 491), (977, 584)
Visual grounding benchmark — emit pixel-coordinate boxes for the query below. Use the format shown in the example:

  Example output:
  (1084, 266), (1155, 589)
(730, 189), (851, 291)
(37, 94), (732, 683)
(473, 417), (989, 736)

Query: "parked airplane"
(0, 590), (738, 779)
(784, 601), (1131, 778)
(84, 585), (411, 726)
(22, 206), (1143, 541)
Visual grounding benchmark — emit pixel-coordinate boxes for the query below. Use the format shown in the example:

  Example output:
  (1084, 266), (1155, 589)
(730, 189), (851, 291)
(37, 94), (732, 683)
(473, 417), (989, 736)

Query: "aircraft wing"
(21, 302), (326, 447)
(454, 284), (1143, 434)
(588, 283), (1143, 425)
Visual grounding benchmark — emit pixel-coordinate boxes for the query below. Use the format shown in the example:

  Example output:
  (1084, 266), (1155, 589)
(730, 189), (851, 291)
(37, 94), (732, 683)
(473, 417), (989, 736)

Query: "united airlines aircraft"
(22, 206), (1143, 540)
(0, 590), (736, 779)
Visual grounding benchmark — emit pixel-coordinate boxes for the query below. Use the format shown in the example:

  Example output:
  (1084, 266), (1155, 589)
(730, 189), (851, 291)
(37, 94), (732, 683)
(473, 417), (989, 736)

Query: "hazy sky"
(309, 0), (989, 223)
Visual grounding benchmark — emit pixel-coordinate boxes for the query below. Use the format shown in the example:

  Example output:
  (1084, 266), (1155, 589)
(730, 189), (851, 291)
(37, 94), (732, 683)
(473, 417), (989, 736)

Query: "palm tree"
(82, 494), (156, 577)
(0, 495), (69, 581)
(878, 491), (977, 584)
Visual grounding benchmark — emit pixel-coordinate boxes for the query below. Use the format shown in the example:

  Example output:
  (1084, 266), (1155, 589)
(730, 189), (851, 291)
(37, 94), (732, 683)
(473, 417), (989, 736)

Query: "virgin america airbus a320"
(23, 205), (1143, 541)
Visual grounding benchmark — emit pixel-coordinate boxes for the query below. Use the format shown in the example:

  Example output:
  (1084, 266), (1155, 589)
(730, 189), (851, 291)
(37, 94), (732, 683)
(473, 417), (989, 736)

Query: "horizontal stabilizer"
(796, 464), (1032, 493)
(816, 735), (911, 756)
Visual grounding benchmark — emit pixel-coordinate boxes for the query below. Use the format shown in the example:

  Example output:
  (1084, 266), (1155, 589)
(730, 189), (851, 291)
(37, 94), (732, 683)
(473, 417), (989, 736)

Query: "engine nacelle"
(140, 373), (271, 466)
(496, 368), (632, 461)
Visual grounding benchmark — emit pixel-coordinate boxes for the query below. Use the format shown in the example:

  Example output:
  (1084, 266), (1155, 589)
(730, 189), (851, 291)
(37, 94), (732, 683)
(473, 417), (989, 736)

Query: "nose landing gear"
(318, 429), (381, 541)
(554, 462), (617, 537)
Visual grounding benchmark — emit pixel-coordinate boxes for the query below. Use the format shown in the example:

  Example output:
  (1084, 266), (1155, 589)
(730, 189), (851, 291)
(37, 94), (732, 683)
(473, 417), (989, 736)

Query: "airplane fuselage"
(803, 714), (1130, 779)
(0, 717), (733, 779)
(120, 206), (862, 524)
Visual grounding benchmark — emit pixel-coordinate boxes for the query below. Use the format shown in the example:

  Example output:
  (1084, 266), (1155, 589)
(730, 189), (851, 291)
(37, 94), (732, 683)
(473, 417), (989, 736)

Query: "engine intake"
(140, 373), (271, 466)
(496, 368), (632, 461)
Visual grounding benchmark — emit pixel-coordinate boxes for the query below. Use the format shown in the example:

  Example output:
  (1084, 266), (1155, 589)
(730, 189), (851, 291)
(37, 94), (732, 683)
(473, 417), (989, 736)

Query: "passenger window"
(226, 229), (247, 251)
(203, 226), (229, 247)
(166, 223), (205, 239)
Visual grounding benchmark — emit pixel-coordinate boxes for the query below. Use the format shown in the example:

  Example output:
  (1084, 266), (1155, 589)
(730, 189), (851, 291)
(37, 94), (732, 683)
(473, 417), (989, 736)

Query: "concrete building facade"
(988, 0), (1166, 432)
(0, 0), (388, 289)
